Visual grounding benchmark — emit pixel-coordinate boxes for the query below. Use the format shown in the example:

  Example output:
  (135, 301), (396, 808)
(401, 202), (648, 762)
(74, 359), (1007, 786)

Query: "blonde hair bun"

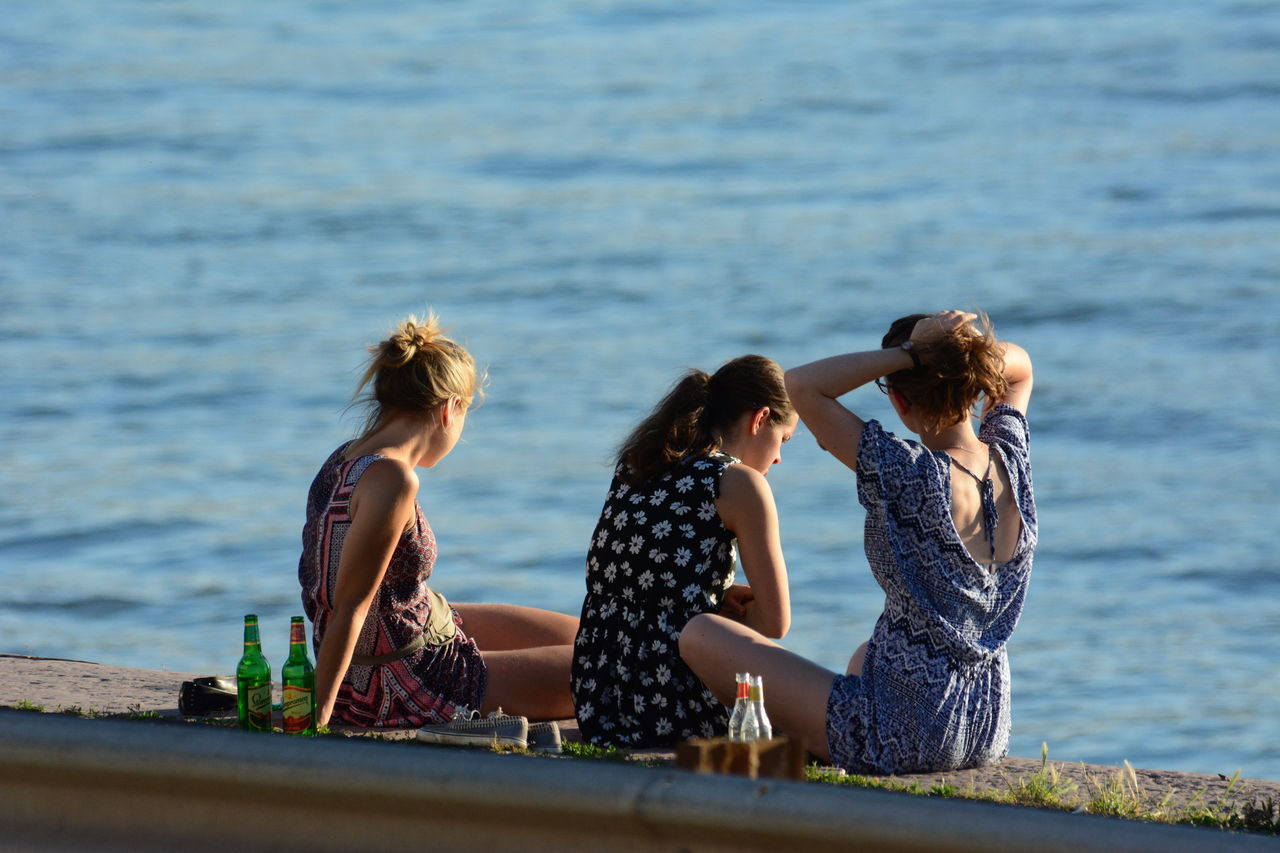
(353, 312), (484, 435)
(381, 314), (447, 367)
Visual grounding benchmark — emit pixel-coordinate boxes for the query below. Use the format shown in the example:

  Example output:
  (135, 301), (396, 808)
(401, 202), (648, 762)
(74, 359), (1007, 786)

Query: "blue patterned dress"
(826, 404), (1036, 774)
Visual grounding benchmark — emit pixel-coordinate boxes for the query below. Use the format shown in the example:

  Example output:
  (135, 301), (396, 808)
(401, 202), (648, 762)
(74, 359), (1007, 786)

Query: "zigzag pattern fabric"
(826, 405), (1036, 774)
(298, 443), (487, 728)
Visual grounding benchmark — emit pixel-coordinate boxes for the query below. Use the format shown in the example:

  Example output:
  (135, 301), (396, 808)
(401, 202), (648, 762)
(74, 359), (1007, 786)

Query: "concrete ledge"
(1, 710), (1273, 853)
(2, 654), (1277, 851)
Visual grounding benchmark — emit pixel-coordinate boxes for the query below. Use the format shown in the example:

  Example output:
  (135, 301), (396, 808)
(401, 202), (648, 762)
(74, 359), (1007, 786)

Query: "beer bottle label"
(247, 682), (273, 730)
(282, 685), (314, 734)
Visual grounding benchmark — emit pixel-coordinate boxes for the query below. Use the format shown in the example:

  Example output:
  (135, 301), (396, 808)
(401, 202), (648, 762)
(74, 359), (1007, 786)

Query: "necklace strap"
(949, 446), (993, 484)
(949, 447), (1000, 560)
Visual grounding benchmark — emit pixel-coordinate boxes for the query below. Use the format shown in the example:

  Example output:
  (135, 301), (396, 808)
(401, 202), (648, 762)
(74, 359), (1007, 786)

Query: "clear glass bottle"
(739, 673), (761, 743)
(281, 616), (316, 736)
(236, 614), (273, 732)
(727, 672), (751, 741)
(749, 674), (772, 740)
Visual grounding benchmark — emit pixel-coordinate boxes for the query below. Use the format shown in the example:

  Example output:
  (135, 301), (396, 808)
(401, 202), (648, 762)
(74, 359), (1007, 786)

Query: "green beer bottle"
(236, 614), (273, 732)
(281, 616), (317, 736)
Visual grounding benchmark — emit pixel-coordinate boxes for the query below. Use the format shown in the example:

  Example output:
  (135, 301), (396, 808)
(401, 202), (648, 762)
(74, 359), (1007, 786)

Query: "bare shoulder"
(716, 463), (780, 540)
(718, 462), (774, 505)
(354, 457), (419, 505)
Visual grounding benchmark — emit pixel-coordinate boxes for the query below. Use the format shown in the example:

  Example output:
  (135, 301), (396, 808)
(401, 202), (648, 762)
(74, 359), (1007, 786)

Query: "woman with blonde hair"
(298, 314), (577, 738)
(680, 311), (1035, 774)
(572, 354), (797, 748)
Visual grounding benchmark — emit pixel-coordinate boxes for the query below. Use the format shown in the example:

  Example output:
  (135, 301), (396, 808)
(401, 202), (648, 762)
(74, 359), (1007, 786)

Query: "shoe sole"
(415, 731), (528, 749)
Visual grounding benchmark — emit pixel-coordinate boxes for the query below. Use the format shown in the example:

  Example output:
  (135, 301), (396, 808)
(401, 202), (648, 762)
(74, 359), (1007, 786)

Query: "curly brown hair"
(881, 312), (1008, 431)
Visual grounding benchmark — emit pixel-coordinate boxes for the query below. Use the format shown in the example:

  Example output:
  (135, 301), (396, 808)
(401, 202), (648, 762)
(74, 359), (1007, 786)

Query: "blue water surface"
(2, 0), (1278, 778)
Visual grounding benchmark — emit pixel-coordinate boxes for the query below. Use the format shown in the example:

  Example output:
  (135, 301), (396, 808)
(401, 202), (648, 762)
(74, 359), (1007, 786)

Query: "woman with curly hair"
(680, 310), (1035, 774)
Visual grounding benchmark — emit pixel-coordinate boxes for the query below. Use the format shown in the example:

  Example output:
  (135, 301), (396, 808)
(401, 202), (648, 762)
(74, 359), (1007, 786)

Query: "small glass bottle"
(749, 674), (772, 740)
(727, 672), (751, 741)
(236, 614), (273, 732)
(281, 616), (316, 736)
(739, 674), (762, 743)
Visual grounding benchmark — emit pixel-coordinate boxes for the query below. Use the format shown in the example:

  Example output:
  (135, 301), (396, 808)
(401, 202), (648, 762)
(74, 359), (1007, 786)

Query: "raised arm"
(313, 460), (417, 727)
(784, 310), (981, 472)
(713, 464), (790, 638)
(992, 341), (1033, 415)
(783, 347), (911, 472)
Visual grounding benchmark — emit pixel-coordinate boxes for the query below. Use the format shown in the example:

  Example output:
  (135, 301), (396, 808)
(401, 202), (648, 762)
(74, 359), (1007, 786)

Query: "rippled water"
(2, 0), (1278, 778)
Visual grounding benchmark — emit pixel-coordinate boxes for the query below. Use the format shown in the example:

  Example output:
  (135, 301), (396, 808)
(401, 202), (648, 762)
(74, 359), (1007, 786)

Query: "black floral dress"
(571, 452), (740, 748)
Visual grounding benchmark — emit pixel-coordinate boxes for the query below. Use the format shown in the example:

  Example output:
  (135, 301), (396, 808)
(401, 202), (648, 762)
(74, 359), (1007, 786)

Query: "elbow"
(783, 369), (813, 404)
(760, 611), (790, 640)
(327, 598), (370, 629)
(784, 371), (829, 419)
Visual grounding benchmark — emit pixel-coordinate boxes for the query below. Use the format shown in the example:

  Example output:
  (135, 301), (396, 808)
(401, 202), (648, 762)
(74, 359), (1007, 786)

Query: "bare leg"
(478, 645), (575, 720)
(679, 613), (837, 762)
(453, 603), (579, 651)
(449, 604), (577, 719)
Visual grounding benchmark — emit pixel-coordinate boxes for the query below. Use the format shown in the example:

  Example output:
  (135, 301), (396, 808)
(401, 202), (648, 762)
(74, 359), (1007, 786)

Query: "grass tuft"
(804, 745), (1277, 837)
(561, 740), (627, 762)
(1001, 743), (1077, 808)
(1084, 760), (1170, 820)
(929, 779), (959, 798)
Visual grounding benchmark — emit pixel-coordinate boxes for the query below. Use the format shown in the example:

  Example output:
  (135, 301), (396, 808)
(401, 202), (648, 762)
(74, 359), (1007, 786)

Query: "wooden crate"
(675, 736), (806, 781)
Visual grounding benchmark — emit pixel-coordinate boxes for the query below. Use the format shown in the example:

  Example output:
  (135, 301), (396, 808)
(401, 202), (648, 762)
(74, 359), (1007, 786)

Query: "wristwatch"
(900, 340), (921, 369)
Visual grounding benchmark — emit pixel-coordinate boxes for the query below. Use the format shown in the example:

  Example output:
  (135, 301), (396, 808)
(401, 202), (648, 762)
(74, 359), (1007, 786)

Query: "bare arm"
(992, 341), (1033, 415)
(314, 460), (418, 727)
(785, 310), (981, 472)
(784, 347), (912, 472)
(714, 464), (790, 638)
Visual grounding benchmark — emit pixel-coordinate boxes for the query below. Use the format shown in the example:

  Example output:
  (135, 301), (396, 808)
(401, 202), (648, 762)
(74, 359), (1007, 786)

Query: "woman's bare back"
(948, 444), (1022, 567)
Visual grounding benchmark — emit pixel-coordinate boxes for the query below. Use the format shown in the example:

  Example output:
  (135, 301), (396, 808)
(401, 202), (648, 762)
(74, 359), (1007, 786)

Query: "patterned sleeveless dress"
(572, 452), (740, 748)
(298, 442), (487, 728)
(826, 405), (1036, 774)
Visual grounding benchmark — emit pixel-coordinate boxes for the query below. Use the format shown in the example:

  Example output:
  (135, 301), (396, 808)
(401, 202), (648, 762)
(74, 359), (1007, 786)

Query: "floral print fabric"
(572, 452), (739, 748)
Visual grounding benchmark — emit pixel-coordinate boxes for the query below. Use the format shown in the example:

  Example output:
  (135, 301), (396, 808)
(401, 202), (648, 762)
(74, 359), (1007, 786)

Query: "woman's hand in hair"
(908, 310), (978, 357)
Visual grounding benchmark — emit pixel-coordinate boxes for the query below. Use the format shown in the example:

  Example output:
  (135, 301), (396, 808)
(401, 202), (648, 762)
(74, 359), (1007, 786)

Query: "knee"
(678, 613), (715, 659)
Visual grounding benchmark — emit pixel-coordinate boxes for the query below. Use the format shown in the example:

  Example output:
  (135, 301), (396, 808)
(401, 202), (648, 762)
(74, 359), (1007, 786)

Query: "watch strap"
(901, 341), (921, 369)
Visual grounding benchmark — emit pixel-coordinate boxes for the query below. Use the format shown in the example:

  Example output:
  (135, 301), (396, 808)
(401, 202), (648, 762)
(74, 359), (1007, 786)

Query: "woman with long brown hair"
(571, 354), (797, 748)
(679, 311), (1035, 774)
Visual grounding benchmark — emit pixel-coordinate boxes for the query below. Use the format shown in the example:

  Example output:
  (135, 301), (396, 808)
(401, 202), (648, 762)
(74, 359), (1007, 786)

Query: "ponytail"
(616, 355), (792, 486)
(616, 370), (715, 485)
